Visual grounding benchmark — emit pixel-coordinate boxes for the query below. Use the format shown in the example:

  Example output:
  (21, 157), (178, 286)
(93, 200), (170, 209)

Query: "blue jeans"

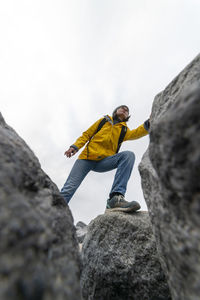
(60, 150), (135, 204)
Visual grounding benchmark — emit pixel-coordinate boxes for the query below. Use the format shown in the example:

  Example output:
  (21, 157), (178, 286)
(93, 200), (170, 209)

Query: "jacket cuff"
(70, 144), (79, 151)
(143, 119), (150, 131)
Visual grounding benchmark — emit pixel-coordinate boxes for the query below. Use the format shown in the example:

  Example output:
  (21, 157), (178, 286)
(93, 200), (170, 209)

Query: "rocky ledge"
(81, 211), (171, 300)
(139, 53), (200, 300)
(0, 113), (81, 300)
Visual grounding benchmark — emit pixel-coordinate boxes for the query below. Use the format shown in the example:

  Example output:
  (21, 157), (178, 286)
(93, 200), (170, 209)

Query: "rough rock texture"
(76, 221), (88, 244)
(139, 53), (200, 300)
(81, 211), (171, 300)
(0, 113), (81, 300)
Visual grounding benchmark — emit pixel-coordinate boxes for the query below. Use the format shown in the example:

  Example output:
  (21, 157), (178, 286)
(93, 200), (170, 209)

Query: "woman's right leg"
(60, 159), (93, 204)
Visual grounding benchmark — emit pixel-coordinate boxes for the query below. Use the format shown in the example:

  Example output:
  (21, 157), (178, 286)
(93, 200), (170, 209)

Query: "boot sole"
(105, 204), (140, 213)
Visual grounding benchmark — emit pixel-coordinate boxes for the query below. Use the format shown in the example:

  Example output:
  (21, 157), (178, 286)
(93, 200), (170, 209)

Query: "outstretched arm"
(124, 118), (150, 141)
(64, 117), (104, 158)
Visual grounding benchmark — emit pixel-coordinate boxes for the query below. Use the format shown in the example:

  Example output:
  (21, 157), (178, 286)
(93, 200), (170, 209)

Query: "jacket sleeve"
(124, 121), (149, 141)
(71, 118), (104, 150)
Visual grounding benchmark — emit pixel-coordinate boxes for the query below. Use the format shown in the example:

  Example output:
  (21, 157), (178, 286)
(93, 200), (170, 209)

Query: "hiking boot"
(105, 194), (141, 213)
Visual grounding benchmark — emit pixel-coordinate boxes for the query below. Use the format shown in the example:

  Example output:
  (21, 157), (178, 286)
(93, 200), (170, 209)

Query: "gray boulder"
(139, 53), (200, 300)
(81, 211), (171, 300)
(76, 221), (88, 244)
(0, 113), (81, 300)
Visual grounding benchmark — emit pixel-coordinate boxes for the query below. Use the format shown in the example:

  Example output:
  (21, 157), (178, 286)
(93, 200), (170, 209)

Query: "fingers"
(64, 148), (77, 158)
(64, 150), (72, 157)
(64, 151), (70, 157)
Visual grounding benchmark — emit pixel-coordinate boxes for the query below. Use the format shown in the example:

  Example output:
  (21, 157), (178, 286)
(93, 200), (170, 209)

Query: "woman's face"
(116, 106), (129, 121)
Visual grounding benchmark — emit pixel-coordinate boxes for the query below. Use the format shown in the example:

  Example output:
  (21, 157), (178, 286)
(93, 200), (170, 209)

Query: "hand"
(64, 147), (78, 158)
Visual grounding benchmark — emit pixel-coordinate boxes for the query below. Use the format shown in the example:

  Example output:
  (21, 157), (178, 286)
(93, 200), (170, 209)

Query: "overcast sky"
(1, 0), (200, 225)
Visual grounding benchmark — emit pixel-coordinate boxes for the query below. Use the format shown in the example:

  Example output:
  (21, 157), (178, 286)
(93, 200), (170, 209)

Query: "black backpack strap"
(116, 125), (127, 153)
(86, 117), (107, 159)
(96, 117), (107, 134)
(87, 118), (127, 158)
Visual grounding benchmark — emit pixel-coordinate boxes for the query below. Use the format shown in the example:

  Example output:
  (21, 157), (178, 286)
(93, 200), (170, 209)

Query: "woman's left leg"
(92, 150), (135, 197)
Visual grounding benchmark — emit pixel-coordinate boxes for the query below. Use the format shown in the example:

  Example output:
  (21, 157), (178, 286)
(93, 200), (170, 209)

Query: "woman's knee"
(121, 150), (135, 161)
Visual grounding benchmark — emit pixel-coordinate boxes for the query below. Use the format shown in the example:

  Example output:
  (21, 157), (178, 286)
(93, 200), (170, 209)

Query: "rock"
(139, 53), (200, 300)
(81, 211), (171, 300)
(0, 113), (81, 300)
(76, 221), (87, 229)
(76, 221), (88, 244)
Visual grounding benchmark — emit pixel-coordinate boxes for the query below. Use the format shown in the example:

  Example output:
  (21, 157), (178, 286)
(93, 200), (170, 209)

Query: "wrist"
(70, 145), (79, 151)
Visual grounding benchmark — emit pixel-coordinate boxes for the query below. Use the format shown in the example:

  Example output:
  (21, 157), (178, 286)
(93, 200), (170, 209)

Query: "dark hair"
(112, 105), (131, 122)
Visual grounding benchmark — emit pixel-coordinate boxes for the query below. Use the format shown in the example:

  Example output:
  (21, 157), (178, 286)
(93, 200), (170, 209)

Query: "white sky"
(1, 0), (200, 224)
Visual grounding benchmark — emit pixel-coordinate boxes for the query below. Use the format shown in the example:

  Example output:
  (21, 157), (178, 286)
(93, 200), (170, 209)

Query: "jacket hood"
(106, 115), (127, 127)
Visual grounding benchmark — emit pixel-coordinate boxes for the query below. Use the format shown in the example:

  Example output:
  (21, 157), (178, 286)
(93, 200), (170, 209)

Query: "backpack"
(95, 117), (127, 153)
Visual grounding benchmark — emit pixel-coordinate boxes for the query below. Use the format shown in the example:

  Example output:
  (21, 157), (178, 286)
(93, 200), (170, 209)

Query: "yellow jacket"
(72, 115), (149, 161)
